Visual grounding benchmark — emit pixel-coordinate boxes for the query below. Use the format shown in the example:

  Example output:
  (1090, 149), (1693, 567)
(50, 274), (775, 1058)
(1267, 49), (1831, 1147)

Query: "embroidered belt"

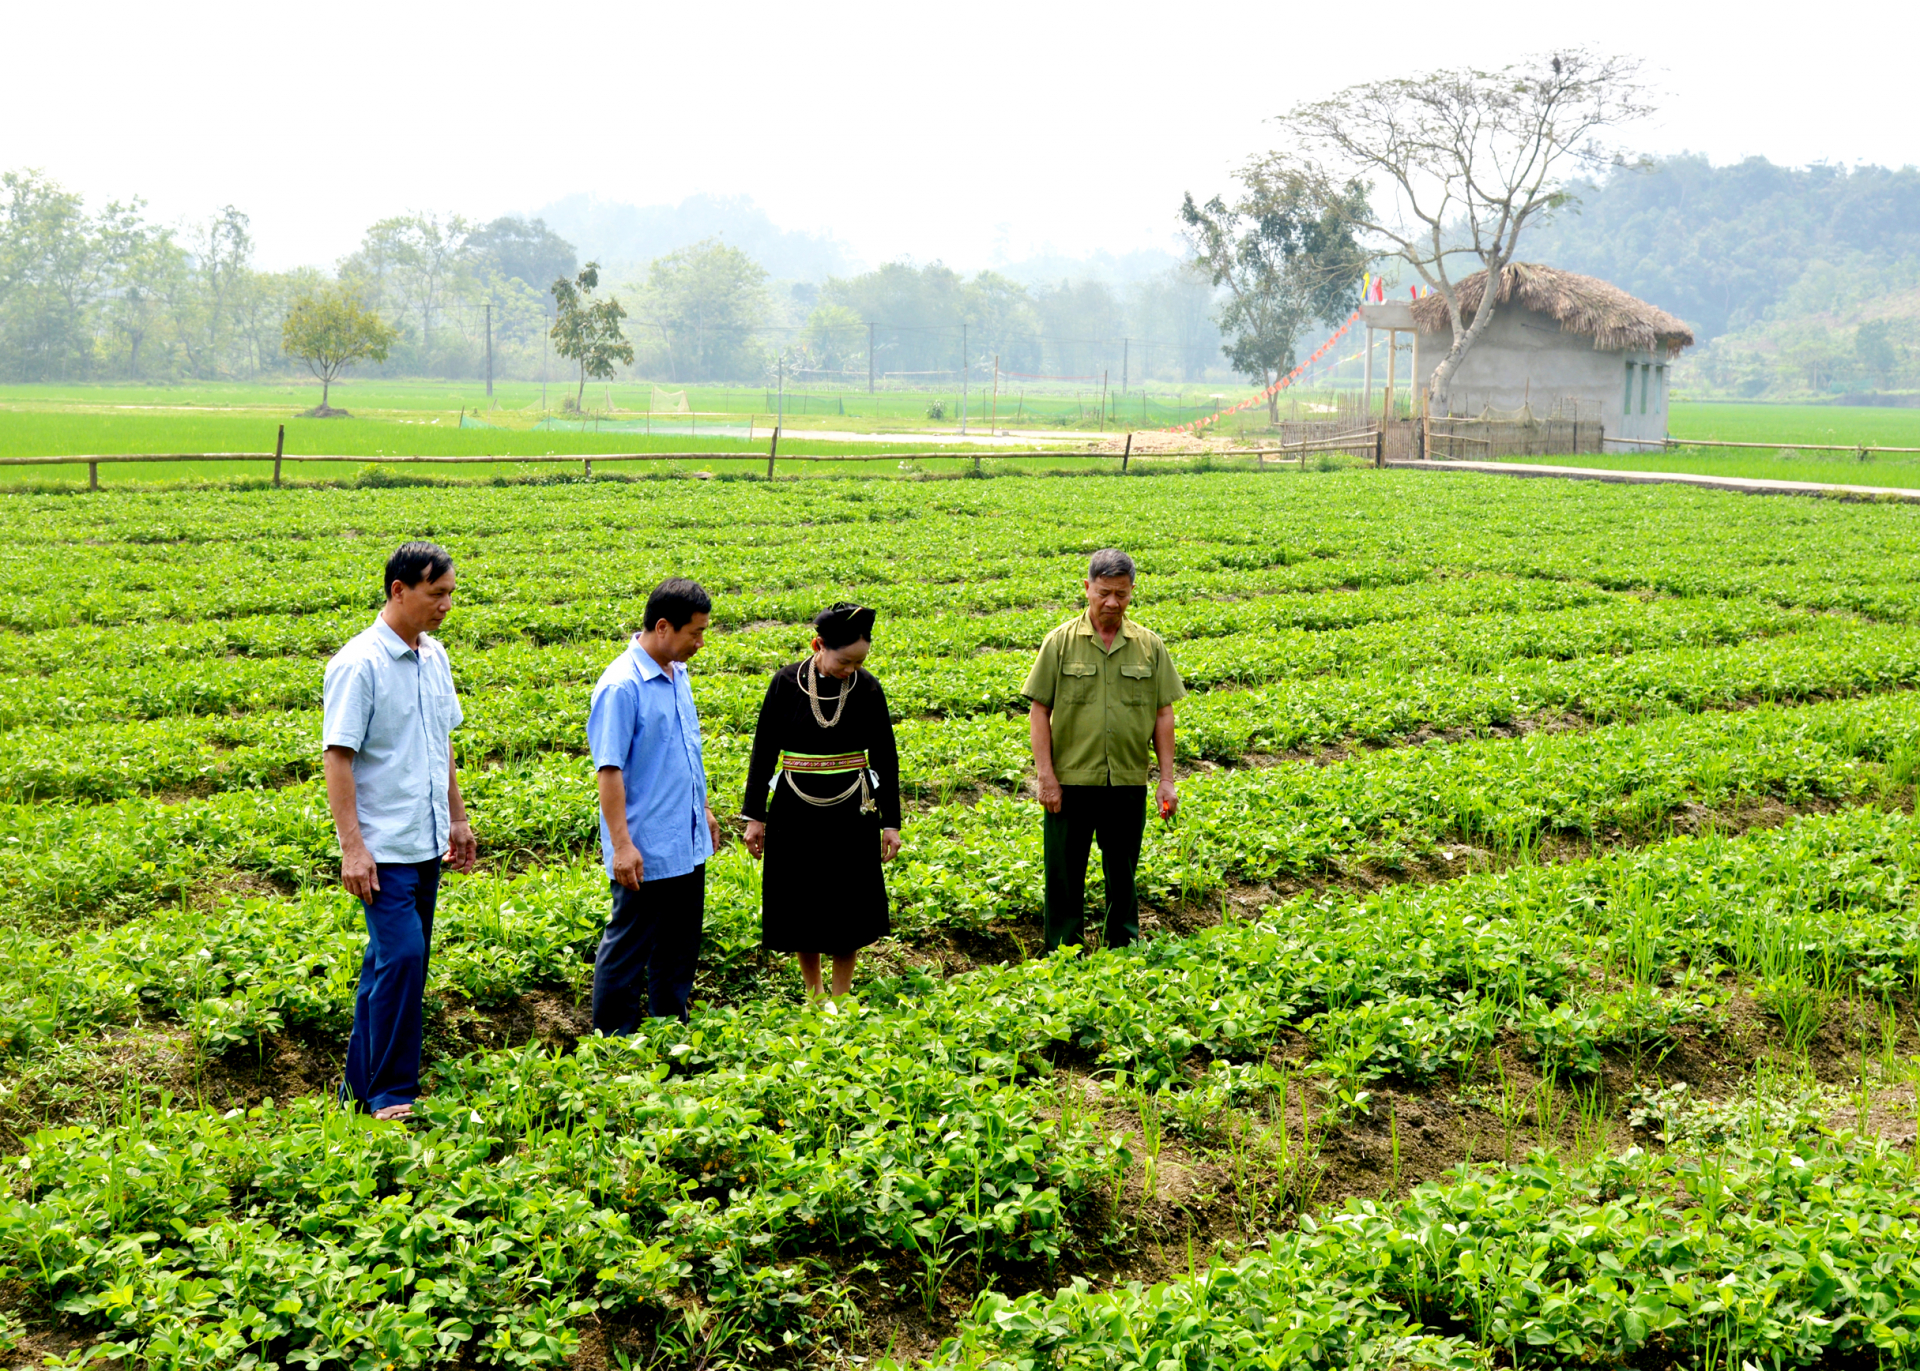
(775, 749), (878, 812)
(779, 749), (869, 774)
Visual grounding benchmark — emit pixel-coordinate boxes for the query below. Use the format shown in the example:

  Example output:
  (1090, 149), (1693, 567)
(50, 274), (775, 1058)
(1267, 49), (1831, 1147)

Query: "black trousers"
(592, 864), (705, 1032)
(1042, 785), (1146, 952)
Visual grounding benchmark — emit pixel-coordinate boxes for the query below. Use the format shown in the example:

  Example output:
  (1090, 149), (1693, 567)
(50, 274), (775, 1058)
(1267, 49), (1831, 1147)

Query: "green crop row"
(13, 473), (1920, 634)
(0, 600), (1875, 803)
(0, 580), (1785, 722)
(1, 1030), (1130, 1368)
(0, 573), (1623, 677)
(0, 856), (773, 1062)
(5, 683), (1915, 929)
(932, 1130), (1920, 1369)
(892, 688), (1920, 931)
(10, 793), (1918, 1112)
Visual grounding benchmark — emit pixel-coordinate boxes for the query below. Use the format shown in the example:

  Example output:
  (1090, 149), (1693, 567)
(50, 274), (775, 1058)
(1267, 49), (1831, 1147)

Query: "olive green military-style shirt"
(1021, 613), (1187, 786)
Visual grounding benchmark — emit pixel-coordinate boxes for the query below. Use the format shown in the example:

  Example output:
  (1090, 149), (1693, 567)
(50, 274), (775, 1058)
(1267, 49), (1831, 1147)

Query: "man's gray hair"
(1087, 548), (1136, 582)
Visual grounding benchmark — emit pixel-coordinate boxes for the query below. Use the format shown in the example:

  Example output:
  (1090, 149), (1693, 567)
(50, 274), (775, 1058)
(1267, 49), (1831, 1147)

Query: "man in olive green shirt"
(1021, 548), (1186, 951)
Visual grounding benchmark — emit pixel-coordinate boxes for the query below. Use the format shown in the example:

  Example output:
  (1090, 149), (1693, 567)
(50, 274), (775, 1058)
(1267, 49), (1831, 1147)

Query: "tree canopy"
(279, 286), (398, 412)
(1181, 166), (1367, 418)
(630, 239), (768, 383)
(550, 263), (633, 409)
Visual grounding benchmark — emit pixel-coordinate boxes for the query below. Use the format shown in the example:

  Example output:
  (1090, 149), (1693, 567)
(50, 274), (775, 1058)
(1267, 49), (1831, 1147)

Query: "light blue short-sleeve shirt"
(322, 616), (464, 864)
(587, 638), (711, 881)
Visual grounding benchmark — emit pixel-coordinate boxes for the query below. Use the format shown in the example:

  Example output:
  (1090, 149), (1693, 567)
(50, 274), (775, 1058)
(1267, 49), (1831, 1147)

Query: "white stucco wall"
(1399, 305), (1673, 453)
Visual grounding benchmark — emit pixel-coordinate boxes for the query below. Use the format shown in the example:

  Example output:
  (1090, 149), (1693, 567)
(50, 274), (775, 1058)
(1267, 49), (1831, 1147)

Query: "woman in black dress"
(741, 603), (903, 996)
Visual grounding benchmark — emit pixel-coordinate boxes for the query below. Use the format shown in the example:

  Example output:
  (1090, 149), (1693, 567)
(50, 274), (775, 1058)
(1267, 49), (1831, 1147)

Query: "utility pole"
(484, 304), (494, 401)
(867, 321), (875, 394)
(959, 324), (968, 435)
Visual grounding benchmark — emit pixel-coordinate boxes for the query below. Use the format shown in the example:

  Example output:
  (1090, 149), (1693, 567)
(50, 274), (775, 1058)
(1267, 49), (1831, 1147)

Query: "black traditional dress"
(742, 661), (902, 953)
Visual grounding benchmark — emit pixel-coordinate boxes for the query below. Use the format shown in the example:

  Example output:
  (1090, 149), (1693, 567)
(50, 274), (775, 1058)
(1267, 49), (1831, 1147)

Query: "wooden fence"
(1426, 415), (1606, 460)
(2, 418), (1415, 489)
(3, 440), (1402, 489)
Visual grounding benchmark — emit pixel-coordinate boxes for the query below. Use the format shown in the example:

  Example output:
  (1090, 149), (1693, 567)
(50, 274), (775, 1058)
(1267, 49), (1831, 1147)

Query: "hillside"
(1527, 155), (1920, 399)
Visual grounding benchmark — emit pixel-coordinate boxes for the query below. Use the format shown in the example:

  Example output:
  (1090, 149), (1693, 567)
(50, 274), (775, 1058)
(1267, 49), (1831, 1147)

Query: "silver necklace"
(801, 655), (855, 729)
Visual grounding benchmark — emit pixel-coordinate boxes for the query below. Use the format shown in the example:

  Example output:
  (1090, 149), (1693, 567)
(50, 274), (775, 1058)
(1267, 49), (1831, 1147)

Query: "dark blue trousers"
(593, 864), (705, 1033)
(343, 858), (440, 1112)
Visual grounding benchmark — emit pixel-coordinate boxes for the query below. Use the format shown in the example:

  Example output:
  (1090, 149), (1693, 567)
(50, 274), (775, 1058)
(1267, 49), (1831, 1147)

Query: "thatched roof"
(1409, 262), (1694, 355)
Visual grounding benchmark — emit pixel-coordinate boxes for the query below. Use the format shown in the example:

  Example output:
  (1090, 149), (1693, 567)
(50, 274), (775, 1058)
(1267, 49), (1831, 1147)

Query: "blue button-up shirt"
(587, 637), (711, 881)
(322, 617), (464, 864)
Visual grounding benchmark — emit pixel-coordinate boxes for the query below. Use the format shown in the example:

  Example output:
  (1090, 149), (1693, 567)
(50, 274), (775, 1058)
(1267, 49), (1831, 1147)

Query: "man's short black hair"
(644, 577), (712, 632)
(1087, 548), (1136, 582)
(385, 541), (454, 599)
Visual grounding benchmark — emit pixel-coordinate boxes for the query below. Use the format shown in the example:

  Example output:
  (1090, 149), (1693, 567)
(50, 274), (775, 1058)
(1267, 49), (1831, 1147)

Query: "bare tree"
(1273, 50), (1652, 412)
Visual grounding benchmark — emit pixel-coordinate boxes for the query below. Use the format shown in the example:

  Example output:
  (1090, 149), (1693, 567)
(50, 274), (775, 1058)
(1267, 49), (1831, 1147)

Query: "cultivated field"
(8, 469), (1920, 1367)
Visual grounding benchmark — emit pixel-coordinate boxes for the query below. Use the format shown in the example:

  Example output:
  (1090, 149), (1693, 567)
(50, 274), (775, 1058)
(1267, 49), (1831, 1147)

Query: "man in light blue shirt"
(586, 577), (722, 1030)
(322, 541), (477, 1121)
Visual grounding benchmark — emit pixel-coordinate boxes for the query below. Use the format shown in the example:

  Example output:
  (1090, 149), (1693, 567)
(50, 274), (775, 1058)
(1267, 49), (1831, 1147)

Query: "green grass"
(0, 379), (1298, 488)
(1667, 401), (1920, 448)
(0, 410), (1134, 489)
(1477, 401), (1920, 490)
(0, 377), (1228, 436)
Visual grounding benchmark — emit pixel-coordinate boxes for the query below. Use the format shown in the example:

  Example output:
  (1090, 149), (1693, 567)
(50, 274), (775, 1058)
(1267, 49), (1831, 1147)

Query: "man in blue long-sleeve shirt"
(586, 577), (723, 1030)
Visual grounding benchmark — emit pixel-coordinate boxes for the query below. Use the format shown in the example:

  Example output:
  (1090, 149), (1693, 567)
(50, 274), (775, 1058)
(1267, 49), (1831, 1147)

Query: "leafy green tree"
(280, 286), (398, 413)
(468, 216), (576, 292)
(550, 262), (633, 409)
(802, 302), (865, 374)
(170, 207), (253, 379)
(0, 169), (126, 380)
(1181, 165), (1367, 421)
(1855, 320), (1899, 390)
(102, 219), (185, 375)
(963, 271), (1042, 375)
(822, 261), (962, 378)
(634, 239), (768, 382)
(340, 213), (472, 368)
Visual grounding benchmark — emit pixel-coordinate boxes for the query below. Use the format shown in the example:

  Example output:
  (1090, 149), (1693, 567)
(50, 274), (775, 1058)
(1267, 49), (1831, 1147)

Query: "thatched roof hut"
(1410, 262), (1694, 356)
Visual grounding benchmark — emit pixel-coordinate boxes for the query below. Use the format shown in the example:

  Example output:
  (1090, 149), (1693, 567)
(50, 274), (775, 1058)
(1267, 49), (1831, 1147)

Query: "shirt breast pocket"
(425, 685), (458, 736)
(1059, 661), (1099, 700)
(1119, 662), (1154, 703)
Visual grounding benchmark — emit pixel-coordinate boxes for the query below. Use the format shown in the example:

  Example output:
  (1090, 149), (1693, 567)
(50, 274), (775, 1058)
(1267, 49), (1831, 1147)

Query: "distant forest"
(9, 157), (1918, 399)
(0, 170), (1230, 391)
(1531, 156), (1920, 398)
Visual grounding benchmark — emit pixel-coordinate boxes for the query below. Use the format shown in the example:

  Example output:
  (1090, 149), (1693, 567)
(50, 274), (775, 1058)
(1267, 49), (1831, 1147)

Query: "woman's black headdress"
(814, 601), (876, 649)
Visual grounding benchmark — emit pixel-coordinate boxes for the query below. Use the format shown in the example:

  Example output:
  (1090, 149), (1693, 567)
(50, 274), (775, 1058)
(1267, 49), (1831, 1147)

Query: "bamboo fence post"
(767, 428), (779, 481)
(88, 461), (98, 491)
(1122, 433), (1132, 472)
(273, 424), (284, 487)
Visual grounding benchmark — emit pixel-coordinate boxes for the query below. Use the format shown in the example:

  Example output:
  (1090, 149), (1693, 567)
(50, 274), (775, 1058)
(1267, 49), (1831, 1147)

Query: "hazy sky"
(4, 0), (1909, 273)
